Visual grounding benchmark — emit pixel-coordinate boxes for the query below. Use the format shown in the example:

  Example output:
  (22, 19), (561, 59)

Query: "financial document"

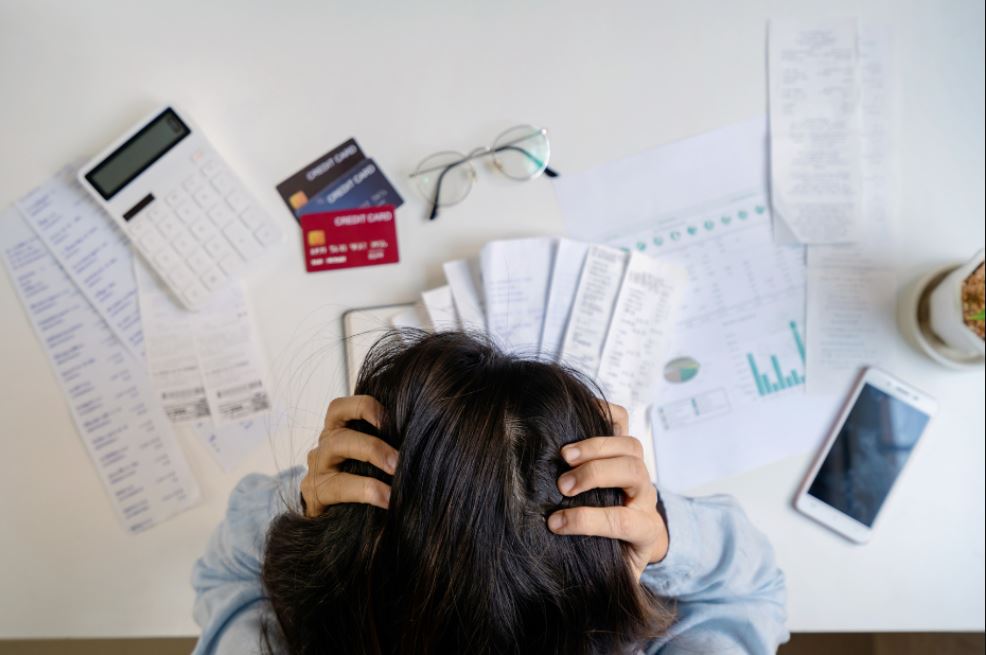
(555, 118), (836, 490)
(769, 19), (863, 244)
(442, 259), (485, 331)
(421, 285), (461, 331)
(1, 209), (199, 532)
(481, 237), (556, 354)
(136, 261), (271, 469)
(15, 165), (145, 359)
(558, 245), (627, 377)
(540, 239), (589, 359)
(805, 26), (899, 393)
(596, 253), (686, 408)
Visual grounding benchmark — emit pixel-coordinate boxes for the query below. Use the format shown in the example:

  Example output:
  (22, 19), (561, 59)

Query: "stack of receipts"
(1, 166), (272, 532)
(405, 238), (686, 411)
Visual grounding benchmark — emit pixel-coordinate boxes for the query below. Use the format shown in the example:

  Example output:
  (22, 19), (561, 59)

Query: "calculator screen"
(86, 108), (190, 203)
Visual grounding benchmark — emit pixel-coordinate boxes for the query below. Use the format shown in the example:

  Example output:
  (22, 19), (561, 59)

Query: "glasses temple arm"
(493, 145), (560, 177)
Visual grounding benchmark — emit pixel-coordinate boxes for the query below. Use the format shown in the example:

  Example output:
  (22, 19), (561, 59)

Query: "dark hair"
(262, 330), (674, 654)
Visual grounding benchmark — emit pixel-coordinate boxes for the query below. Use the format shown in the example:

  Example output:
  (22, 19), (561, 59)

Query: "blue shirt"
(191, 468), (788, 654)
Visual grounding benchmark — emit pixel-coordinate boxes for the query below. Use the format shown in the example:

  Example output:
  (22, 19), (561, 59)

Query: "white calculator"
(78, 106), (282, 310)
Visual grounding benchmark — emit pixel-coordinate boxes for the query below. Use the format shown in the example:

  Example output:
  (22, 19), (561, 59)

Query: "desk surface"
(1, 0), (983, 639)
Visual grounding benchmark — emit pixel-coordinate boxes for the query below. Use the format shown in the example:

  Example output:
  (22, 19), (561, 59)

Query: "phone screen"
(807, 383), (931, 527)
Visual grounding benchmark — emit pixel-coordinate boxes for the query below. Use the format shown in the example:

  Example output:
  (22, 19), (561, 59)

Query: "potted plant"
(899, 248), (985, 368)
(927, 249), (985, 357)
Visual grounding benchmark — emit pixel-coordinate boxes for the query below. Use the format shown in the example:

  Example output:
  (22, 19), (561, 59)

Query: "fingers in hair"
(314, 428), (398, 475)
(324, 395), (385, 429)
(561, 436), (644, 465)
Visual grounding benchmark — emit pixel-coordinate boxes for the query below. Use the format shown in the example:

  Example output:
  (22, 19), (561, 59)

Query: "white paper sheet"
(558, 245), (627, 377)
(480, 237), (556, 353)
(554, 118), (834, 491)
(540, 238), (589, 359)
(391, 302), (429, 332)
(769, 19), (863, 244)
(442, 259), (485, 332)
(135, 261), (270, 468)
(15, 165), (145, 359)
(421, 284), (461, 331)
(1, 208), (199, 532)
(805, 26), (899, 392)
(596, 253), (686, 408)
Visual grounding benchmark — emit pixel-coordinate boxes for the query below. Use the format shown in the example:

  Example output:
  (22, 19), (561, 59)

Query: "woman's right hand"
(301, 395), (398, 518)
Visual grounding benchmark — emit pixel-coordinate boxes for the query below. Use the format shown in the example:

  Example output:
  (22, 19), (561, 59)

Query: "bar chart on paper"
(746, 320), (806, 397)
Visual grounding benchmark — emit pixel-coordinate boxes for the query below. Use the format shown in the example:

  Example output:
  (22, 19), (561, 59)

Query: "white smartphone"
(794, 367), (937, 543)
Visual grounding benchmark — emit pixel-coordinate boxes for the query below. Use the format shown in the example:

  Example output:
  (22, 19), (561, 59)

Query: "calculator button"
(182, 281), (209, 308)
(201, 159), (223, 179)
(183, 175), (205, 194)
(200, 266), (227, 291)
(128, 216), (153, 238)
(211, 173), (234, 195)
(189, 219), (217, 242)
(171, 232), (197, 257)
(218, 254), (244, 276)
(173, 203), (197, 224)
(204, 236), (232, 260)
(166, 189), (186, 207)
(138, 230), (166, 252)
(157, 215), (183, 240)
(185, 248), (211, 274)
(166, 262), (195, 290)
(208, 204), (235, 227)
(154, 246), (180, 270)
(254, 223), (281, 246)
(190, 149), (206, 165)
(240, 207), (266, 230)
(223, 223), (263, 260)
(146, 204), (168, 222)
(226, 190), (250, 213)
(194, 187), (219, 209)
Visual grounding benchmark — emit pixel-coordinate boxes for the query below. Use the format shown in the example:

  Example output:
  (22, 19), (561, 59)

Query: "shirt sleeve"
(640, 492), (789, 655)
(190, 467), (302, 655)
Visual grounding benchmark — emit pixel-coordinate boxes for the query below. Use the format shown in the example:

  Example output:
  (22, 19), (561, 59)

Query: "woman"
(191, 331), (788, 654)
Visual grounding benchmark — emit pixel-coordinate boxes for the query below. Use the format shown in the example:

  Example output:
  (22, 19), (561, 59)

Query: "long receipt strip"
(769, 18), (863, 244)
(555, 117), (838, 491)
(16, 165), (145, 359)
(803, 25), (899, 393)
(0, 209), (199, 532)
(136, 261), (270, 471)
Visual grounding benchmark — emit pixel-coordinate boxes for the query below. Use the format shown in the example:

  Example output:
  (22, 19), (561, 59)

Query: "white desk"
(1, 0), (983, 638)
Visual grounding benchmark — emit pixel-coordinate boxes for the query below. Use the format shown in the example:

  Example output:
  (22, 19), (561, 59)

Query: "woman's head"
(263, 330), (673, 654)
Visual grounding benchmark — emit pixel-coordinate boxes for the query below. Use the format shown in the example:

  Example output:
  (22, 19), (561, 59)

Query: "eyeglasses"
(410, 124), (559, 220)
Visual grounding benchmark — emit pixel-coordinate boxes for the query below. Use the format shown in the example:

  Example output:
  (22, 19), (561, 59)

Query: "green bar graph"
(747, 321), (807, 397)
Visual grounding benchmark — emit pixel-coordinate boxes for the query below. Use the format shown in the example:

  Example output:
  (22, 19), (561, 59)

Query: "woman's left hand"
(547, 403), (669, 580)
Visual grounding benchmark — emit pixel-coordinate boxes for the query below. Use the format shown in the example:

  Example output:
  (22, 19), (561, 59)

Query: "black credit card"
(276, 138), (366, 217)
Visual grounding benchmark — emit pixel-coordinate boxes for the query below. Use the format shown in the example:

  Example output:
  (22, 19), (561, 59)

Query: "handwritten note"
(481, 237), (556, 353)
(1, 208), (199, 533)
(769, 19), (862, 244)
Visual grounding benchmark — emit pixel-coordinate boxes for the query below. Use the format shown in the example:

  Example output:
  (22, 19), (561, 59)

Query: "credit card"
(276, 138), (366, 216)
(300, 205), (399, 273)
(295, 158), (404, 219)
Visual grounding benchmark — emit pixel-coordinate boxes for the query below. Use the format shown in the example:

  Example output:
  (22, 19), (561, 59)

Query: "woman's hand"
(300, 395), (398, 518)
(547, 403), (669, 580)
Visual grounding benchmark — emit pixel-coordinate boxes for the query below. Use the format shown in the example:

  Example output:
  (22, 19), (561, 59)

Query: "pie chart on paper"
(663, 356), (700, 384)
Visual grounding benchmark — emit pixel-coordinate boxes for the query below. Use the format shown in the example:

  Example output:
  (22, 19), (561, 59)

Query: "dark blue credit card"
(295, 158), (404, 219)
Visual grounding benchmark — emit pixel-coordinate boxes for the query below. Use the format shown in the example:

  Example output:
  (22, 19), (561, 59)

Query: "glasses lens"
(492, 125), (549, 181)
(412, 151), (474, 207)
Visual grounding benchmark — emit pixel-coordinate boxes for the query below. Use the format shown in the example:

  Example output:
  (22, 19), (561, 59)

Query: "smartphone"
(794, 367), (937, 543)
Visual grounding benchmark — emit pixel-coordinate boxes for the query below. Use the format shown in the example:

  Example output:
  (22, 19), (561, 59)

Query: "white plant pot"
(927, 249), (985, 357)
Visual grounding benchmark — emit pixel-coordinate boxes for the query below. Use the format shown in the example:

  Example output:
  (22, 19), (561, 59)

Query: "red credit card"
(300, 205), (399, 273)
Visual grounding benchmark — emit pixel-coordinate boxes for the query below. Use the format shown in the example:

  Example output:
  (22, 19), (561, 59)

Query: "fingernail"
(562, 447), (580, 463)
(548, 513), (566, 531)
(387, 453), (398, 472)
(559, 474), (575, 494)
